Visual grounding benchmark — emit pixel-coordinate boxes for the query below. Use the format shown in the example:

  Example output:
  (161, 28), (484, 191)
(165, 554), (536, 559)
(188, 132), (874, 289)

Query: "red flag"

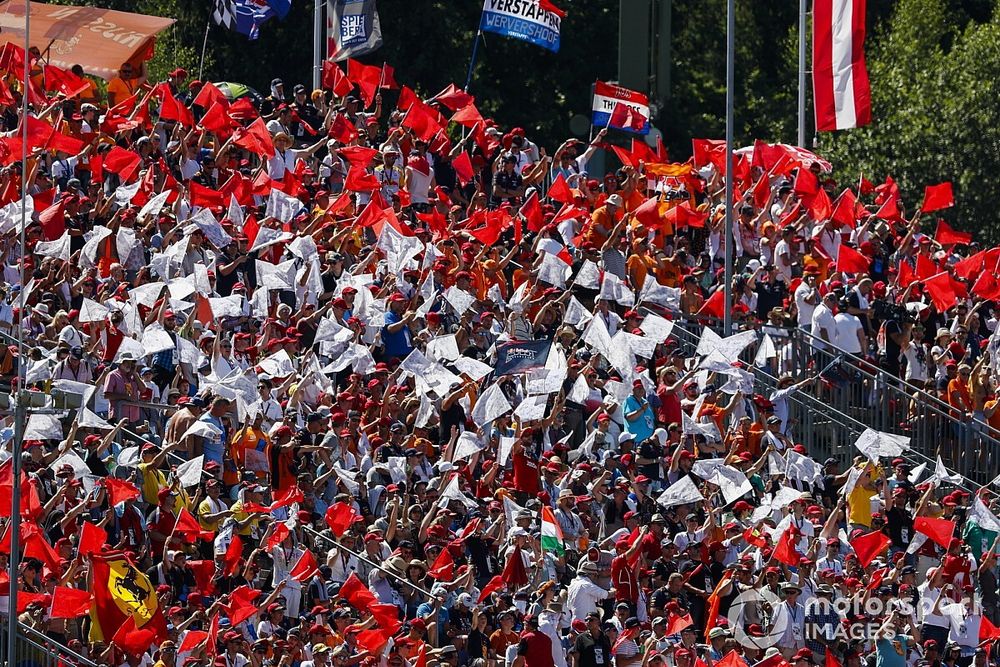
(716, 651), (750, 667)
(704, 574), (732, 635)
(664, 201), (708, 229)
(199, 102), (236, 137)
(187, 560), (216, 596)
(78, 521), (107, 556)
(103, 146), (141, 179)
(205, 613), (220, 658)
(813, 0), (871, 131)
(322, 60), (353, 97)
(324, 502), (360, 537)
(825, 649), (843, 667)
(633, 197), (662, 229)
(174, 507), (213, 541)
(427, 548), (455, 580)
(519, 191), (544, 232)
(266, 522), (290, 551)
(179, 631), (208, 652)
(831, 188), (863, 228)
(849, 530), (890, 568)
(914, 516), (956, 548)
(875, 195), (903, 222)
(692, 138), (726, 170)
(450, 103), (484, 128)
(914, 252), (938, 280)
(547, 172), (574, 204)
(340, 573), (378, 609)
(356, 628), (394, 654)
(38, 199), (66, 241)
(233, 118), (276, 158)
(370, 603), (403, 633)
(665, 611), (693, 636)
(329, 114), (359, 144)
(935, 219), (971, 246)
(346, 59), (382, 107)
(922, 272), (958, 313)
(478, 574), (505, 603)
(743, 525), (767, 549)
(268, 485), (305, 511)
(158, 92), (195, 128)
(432, 83), (474, 111)
(43, 64), (89, 98)
(192, 82), (228, 109)
(222, 535), (243, 577)
(112, 615), (158, 657)
(922, 182), (955, 213)
(836, 244), (870, 274)
(49, 586), (92, 619)
(289, 550), (320, 583)
(345, 166), (381, 192)
(337, 145), (379, 166)
(609, 102), (646, 132)
(538, 0), (566, 17)
(189, 182), (226, 208)
(103, 477), (141, 506)
(981, 615), (1000, 642)
(794, 167), (820, 196)
(354, 199), (388, 229)
(773, 526), (801, 566)
(452, 151), (474, 186)
(414, 644), (428, 667)
(225, 586), (263, 626)
(698, 288), (726, 319)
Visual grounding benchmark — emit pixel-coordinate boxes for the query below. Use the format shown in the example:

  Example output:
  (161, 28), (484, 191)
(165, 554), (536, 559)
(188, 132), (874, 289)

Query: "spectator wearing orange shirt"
(107, 60), (147, 108)
(584, 194), (621, 248)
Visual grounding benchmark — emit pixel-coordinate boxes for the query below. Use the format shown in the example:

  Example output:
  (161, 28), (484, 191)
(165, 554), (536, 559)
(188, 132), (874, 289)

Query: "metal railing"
(661, 312), (996, 486)
(0, 618), (99, 667)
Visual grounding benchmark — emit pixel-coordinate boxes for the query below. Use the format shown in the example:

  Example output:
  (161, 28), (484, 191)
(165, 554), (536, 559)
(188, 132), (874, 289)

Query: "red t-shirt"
(640, 531), (661, 562)
(102, 325), (124, 362)
(517, 631), (555, 667)
(656, 386), (681, 426)
(512, 450), (541, 495)
(611, 554), (639, 603)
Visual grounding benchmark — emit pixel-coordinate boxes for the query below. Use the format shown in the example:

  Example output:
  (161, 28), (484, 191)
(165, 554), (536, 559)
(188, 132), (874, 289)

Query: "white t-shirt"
(833, 312), (864, 354)
(810, 303), (837, 348)
(794, 282), (816, 327)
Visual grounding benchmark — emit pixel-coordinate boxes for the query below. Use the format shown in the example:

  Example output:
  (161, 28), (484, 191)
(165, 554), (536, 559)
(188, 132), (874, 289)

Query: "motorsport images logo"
(725, 587), (929, 649)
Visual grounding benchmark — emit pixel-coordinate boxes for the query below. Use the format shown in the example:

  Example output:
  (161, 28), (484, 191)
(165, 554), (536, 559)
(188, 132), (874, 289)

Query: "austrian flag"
(812, 0), (871, 131)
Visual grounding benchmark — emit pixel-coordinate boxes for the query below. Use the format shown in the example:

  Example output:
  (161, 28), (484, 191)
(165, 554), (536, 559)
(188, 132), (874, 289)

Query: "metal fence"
(662, 313), (997, 486)
(0, 619), (99, 667)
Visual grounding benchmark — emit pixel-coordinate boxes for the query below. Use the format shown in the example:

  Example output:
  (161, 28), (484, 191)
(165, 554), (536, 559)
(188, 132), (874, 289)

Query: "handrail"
(301, 525), (437, 599)
(0, 617), (100, 667)
(787, 322), (1000, 440)
(660, 309), (987, 488)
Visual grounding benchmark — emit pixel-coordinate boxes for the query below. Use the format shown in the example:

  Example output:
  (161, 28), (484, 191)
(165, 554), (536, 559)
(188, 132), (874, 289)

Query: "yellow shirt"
(230, 500), (261, 537)
(847, 483), (876, 528)
(138, 462), (167, 505)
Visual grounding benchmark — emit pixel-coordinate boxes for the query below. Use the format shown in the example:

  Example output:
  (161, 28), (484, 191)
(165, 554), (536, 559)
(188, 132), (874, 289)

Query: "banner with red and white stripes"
(812, 0), (871, 131)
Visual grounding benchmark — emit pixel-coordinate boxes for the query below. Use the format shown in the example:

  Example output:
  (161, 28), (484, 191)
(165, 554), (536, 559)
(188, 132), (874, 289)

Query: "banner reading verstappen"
(494, 339), (551, 376)
(479, 0), (561, 53)
(89, 551), (167, 642)
(591, 81), (650, 135)
(326, 0), (383, 62)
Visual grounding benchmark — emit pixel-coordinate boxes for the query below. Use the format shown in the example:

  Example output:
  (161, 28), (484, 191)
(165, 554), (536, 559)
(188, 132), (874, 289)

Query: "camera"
(872, 299), (914, 324)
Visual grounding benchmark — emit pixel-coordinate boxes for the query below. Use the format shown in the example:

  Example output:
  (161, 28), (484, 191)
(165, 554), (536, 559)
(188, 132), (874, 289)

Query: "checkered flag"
(212, 0), (237, 30)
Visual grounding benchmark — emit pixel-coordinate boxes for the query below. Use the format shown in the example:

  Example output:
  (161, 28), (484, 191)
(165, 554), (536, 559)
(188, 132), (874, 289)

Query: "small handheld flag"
(541, 506), (565, 555)
(592, 82), (650, 135)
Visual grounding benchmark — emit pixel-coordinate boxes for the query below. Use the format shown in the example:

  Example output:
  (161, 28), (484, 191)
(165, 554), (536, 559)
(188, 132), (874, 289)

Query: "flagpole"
(198, 16), (211, 81)
(464, 30), (482, 92)
(723, 0), (734, 337)
(312, 0), (322, 90)
(8, 0), (29, 656)
(797, 0), (807, 147)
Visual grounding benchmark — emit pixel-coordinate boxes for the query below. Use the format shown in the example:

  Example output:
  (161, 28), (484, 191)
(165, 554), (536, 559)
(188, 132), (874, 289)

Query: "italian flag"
(541, 506), (565, 555)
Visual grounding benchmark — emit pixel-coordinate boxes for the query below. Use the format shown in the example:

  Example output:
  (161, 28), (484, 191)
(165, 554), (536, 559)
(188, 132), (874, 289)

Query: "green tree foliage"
(59, 0), (1000, 237)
